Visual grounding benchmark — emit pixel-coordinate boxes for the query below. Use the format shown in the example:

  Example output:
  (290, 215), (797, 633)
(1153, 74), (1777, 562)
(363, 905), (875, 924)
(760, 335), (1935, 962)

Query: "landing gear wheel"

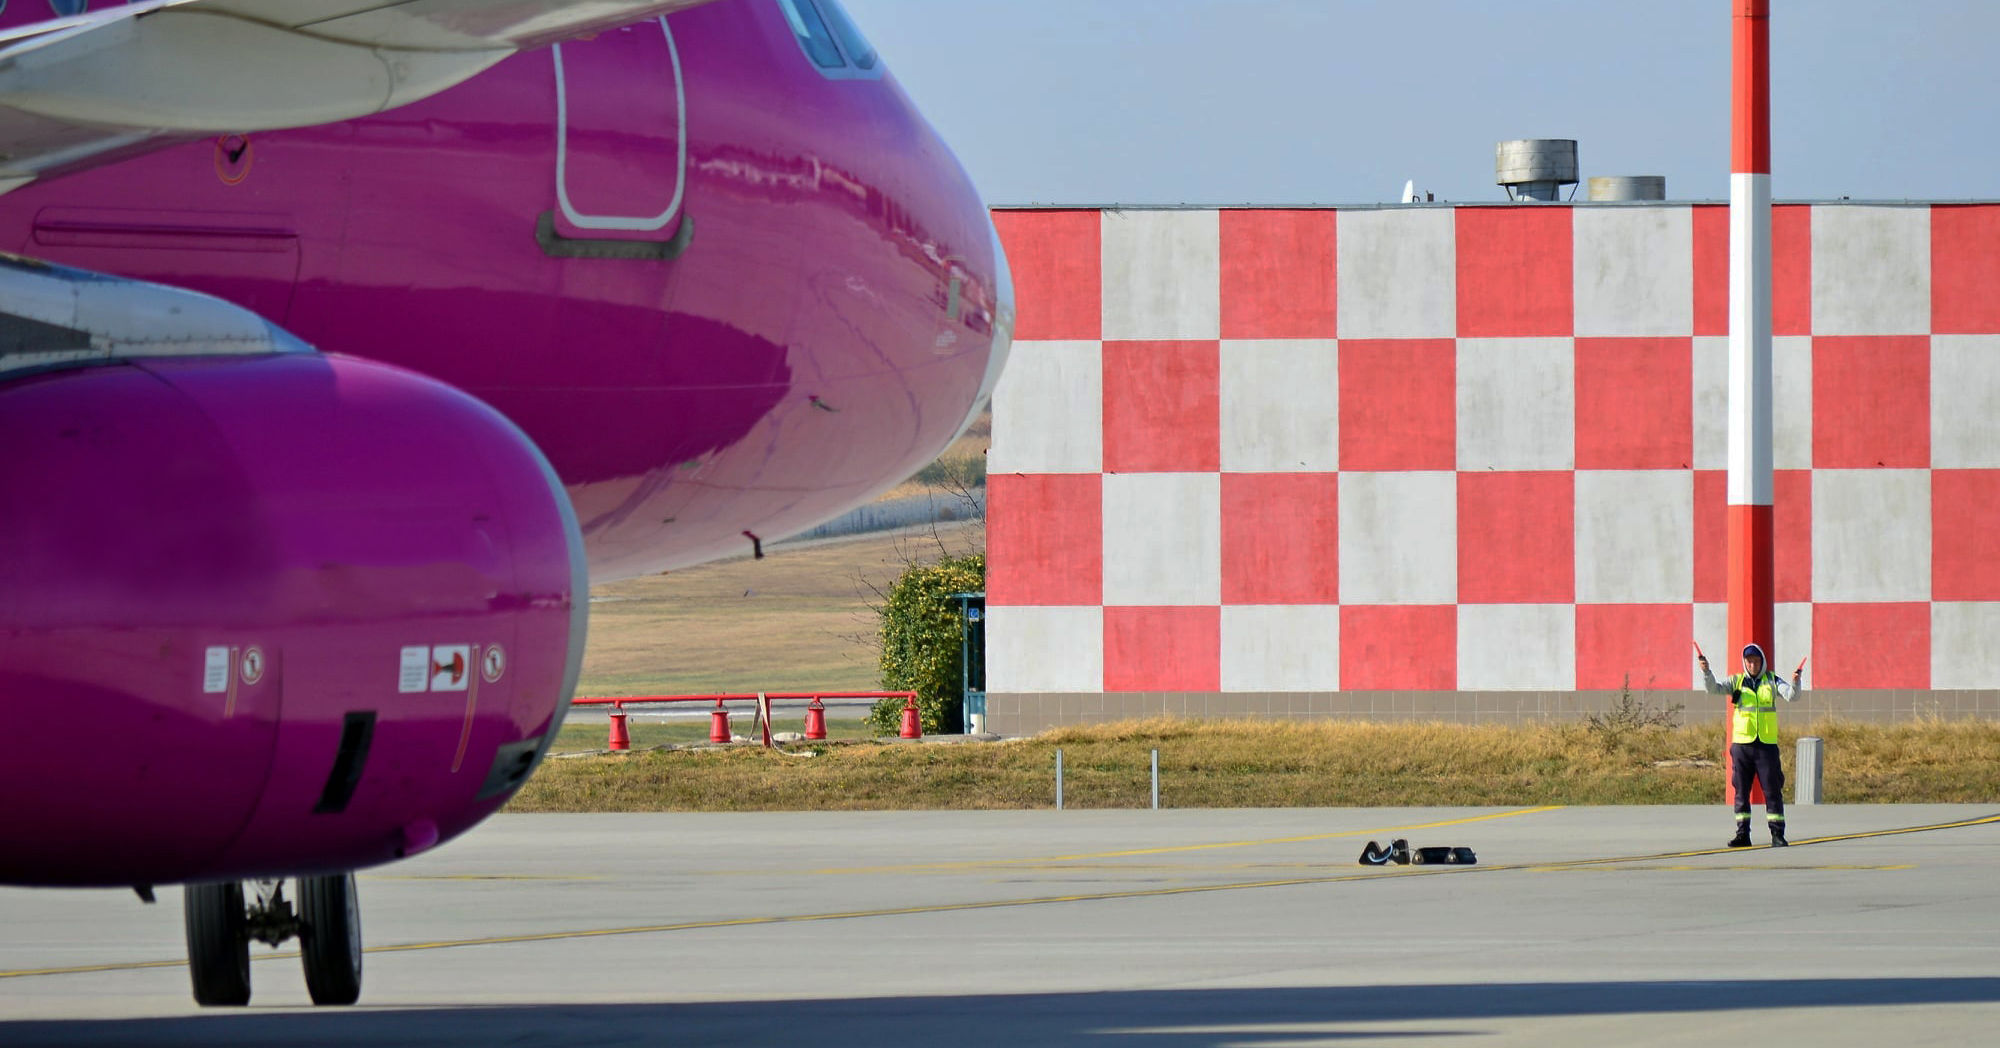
(298, 872), (363, 1005)
(184, 881), (251, 1006)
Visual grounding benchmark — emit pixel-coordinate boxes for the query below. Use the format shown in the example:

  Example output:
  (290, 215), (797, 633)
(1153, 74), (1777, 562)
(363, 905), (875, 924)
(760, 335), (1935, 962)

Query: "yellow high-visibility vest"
(1731, 674), (1779, 744)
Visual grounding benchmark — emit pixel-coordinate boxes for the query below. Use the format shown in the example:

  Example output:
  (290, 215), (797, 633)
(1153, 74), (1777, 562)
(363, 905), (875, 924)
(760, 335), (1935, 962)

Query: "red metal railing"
(570, 692), (918, 749)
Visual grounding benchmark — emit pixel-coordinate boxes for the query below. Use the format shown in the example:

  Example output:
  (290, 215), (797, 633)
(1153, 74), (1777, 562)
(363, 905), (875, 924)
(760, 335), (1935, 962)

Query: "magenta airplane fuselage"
(0, 0), (1009, 889)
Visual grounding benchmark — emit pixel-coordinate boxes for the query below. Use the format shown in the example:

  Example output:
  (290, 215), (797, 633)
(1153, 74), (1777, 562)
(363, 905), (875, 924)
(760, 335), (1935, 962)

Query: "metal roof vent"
(1587, 175), (1667, 201)
(1495, 139), (1578, 201)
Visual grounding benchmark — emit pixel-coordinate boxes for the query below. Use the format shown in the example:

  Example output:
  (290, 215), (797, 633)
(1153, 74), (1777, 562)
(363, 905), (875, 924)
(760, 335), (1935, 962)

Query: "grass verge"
(510, 715), (2000, 812)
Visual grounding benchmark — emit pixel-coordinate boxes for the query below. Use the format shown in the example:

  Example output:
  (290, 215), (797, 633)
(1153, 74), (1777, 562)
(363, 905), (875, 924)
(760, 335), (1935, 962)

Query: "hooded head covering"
(1742, 643), (1766, 662)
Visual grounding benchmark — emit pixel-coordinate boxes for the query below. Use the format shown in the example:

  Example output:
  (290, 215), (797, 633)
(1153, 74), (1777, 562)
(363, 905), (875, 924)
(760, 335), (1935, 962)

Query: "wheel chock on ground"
(1358, 839), (1476, 866)
(1358, 839), (1410, 865)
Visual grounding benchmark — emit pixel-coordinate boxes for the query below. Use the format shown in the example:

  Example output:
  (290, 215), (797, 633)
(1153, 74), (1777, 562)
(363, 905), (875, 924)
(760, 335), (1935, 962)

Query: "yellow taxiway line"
(5, 809), (1995, 982)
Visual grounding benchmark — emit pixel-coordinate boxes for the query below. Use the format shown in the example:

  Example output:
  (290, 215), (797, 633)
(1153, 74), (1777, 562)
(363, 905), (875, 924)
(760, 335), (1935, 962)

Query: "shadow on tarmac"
(9, 978), (2000, 1047)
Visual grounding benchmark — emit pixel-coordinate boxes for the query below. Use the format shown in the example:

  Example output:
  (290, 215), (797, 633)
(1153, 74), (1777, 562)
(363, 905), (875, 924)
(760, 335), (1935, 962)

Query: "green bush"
(867, 552), (984, 735)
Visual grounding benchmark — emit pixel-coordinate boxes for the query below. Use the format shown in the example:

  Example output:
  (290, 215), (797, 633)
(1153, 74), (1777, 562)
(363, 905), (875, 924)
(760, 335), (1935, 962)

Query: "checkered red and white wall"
(984, 204), (2000, 722)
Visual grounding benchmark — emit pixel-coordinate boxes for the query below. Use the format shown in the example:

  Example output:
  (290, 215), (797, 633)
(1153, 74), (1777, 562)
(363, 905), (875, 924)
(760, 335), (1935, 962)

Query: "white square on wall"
(1337, 471), (1456, 604)
(988, 340), (1102, 474)
(1457, 603), (1575, 690)
(1692, 336), (1728, 471)
(1693, 602), (1813, 689)
(1933, 335), (2000, 469)
(1335, 208), (1456, 338)
(1933, 602), (2000, 690)
(1812, 205), (1930, 336)
(1102, 472), (1221, 606)
(1221, 604), (1340, 692)
(1574, 206), (1694, 337)
(1457, 337), (1575, 470)
(1690, 335), (1812, 474)
(1811, 468), (1931, 603)
(1575, 470), (1693, 604)
(1101, 209), (1220, 340)
(1219, 339), (1338, 472)
(1773, 336), (1814, 470)
(987, 606), (1103, 693)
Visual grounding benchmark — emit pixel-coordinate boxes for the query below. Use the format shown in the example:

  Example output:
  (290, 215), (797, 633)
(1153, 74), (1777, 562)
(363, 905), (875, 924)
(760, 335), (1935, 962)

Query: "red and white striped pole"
(1727, 0), (1773, 805)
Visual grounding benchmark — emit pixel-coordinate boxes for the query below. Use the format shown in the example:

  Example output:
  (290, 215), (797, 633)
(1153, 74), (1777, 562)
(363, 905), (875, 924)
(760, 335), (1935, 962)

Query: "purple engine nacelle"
(0, 348), (584, 887)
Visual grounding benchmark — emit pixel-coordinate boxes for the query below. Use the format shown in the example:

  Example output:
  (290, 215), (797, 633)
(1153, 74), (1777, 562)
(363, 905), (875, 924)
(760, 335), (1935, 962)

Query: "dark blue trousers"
(1730, 740), (1785, 820)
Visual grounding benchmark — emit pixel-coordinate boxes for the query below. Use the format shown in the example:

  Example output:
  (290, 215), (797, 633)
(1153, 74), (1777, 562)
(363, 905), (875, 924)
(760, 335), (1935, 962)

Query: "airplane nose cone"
(948, 219), (1015, 441)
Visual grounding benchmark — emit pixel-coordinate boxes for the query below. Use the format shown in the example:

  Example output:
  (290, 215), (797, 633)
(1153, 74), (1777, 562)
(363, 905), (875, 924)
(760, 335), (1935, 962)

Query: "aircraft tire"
(184, 882), (251, 1006)
(298, 872), (363, 1005)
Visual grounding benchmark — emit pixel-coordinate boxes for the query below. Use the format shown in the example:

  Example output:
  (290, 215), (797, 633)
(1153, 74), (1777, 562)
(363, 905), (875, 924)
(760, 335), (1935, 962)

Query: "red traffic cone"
(709, 698), (732, 743)
(804, 697), (827, 741)
(607, 710), (630, 751)
(898, 695), (921, 739)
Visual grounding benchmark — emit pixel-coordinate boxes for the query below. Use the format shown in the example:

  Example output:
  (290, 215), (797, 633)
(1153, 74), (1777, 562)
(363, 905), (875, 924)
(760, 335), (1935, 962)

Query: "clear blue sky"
(842, 0), (2000, 207)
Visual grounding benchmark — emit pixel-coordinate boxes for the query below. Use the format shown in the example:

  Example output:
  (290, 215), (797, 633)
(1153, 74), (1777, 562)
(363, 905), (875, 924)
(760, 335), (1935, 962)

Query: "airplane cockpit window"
(776, 0), (885, 80)
(777, 0), (844, 69)
(816, 0), (878, 71)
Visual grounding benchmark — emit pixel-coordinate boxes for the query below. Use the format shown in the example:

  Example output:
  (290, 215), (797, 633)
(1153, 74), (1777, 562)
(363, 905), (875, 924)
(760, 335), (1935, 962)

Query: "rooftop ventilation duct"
(1587, 175), (1667, 201)
(1495, 139), (1578, 201)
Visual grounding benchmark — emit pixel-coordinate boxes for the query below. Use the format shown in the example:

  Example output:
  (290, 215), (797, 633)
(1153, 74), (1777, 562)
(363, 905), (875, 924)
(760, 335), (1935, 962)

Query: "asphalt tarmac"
(4, 804), (1999, 1046)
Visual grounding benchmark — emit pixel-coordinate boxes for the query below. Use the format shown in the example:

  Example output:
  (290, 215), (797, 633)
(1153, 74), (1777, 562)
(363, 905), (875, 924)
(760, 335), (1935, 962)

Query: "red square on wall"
(1577, 604), (1692, 691)
(1338, 339), (1455, 470)
(1692, 470), (1811, 604)
(1455, 207), (1572, 338)
(1220, 210), (1337, 339)
(1693, 205), (1726, 337)
(1104, 606), (1220, 692)
(985, 473), (1102, 607)
(1693, 469), (1726, 603)
(1934, 469), (2000, 600)
(1773, 470), (1812, 603)
(1771, 205), (1812, 336)
(1575, 338), (1693, 469)
(1812, 603), (1929, 688)
(1692, 205), (1811, 336)
(1102, 340), (1220, 472)
(1221, 473), (1337, 604)
(991, 209), (1099, 341)
(1457, 471), (1574, 604)
(1932, 205), (2000, 333)
(1339, 605), (1456, 690)
(1812, 336), (1929, 468)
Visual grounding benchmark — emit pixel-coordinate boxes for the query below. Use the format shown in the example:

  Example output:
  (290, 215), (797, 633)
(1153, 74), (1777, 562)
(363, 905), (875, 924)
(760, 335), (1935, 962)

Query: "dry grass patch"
(512, 715), (2000, 812)
(578, 524), (979, 697)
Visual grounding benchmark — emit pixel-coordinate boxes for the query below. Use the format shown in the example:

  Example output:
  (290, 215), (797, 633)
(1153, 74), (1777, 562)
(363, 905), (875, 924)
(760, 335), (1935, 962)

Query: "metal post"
(1151, 749), (1159, 810)
(1726, 0), (1775, 813)
(1796, 736), (1824, 805)
(1055, 748), (1064, 811)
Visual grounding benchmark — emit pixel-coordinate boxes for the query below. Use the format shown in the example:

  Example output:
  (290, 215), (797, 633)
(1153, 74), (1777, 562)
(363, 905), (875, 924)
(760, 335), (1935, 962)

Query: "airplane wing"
(0, 0), (718, 190)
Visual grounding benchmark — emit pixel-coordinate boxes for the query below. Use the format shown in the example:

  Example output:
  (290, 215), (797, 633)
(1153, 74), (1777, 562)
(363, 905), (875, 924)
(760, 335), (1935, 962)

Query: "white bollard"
(1796, 736), (1824, 805)
(1055, 748), (1064, 811)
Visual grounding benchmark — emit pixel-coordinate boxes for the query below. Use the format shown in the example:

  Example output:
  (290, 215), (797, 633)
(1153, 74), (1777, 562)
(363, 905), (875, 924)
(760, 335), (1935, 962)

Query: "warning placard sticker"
(203, 646), (230, 694)
(399, 646), (430, 693)
(430, 645), (471, 692)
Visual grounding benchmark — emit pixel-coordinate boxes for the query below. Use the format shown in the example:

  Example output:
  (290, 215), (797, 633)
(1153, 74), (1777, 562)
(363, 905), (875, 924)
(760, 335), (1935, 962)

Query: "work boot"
(1770, 824), (1789, 847)
(1728, 824), (1752, 848)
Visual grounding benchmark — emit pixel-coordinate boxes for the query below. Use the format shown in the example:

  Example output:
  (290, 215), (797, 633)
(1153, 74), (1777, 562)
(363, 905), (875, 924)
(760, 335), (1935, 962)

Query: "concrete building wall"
(984, 203), (2000, 733)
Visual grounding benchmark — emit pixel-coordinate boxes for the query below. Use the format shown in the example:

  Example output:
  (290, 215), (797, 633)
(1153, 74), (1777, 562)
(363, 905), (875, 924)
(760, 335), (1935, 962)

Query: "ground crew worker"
(1699, 643), (1801, 847)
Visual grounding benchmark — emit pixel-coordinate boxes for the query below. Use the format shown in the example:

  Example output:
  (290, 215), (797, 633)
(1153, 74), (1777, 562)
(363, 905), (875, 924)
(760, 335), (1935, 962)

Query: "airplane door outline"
(552, 17), (686, 234)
